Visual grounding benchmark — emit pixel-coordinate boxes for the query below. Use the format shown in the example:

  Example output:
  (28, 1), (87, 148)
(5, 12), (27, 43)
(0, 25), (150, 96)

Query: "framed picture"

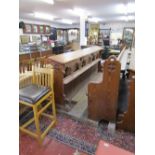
(45, 26), (51, 34)
(23, 24), (32, 33)
(20, 35), (30, 44)
(39, 25), (44, 33)
(32, 25), (38, 33)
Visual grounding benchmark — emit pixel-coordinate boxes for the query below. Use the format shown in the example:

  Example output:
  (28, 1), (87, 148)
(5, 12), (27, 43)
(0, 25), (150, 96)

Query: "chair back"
(35, 56), (47, 68)
(19, 59), (35, 74)
(19, 57), (48, 74)
(32, 67), (54, 91)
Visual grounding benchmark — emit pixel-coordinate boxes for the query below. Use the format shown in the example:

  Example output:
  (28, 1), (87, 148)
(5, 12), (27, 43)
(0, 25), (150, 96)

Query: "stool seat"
(19, 67), (56, 144)
(19, 84), (50, 104)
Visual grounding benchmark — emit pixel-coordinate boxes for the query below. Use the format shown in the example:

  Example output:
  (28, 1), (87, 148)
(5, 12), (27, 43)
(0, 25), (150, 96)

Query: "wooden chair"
(19, 56), (48, 74)
(19, 59), (35, 74)
(35, 56), (47, 68)
(19, 67), (56, 144)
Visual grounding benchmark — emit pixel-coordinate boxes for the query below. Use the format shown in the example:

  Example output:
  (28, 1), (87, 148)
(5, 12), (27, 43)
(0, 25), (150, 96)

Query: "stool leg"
(52, 95), (56, 119)
(33, 105), (42, 144)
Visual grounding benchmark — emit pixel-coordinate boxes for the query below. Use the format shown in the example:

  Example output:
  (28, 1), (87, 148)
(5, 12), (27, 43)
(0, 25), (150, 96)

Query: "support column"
(80, 16), (87, 48)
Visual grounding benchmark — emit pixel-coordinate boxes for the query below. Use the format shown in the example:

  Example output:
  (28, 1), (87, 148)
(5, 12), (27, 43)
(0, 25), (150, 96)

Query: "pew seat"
(63, 58), (101, 84)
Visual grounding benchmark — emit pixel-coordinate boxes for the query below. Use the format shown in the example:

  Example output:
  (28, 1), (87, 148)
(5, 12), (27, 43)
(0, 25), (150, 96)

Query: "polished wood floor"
(67, 69), (102, 118)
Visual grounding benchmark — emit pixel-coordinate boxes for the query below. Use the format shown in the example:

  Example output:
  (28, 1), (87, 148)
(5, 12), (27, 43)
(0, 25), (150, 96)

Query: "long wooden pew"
(116, 76), (135, 132)
(87, 47), (133, 122)
(47, 46), (103, 105)
(116, 48), (135, 132)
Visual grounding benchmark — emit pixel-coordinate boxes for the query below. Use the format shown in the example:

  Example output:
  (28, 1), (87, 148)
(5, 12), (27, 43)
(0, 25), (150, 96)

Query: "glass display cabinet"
(123, 27), (135, 49)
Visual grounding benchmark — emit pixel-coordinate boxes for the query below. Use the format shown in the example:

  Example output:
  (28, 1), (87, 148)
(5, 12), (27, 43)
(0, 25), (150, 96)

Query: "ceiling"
(19, 0), (135, 25)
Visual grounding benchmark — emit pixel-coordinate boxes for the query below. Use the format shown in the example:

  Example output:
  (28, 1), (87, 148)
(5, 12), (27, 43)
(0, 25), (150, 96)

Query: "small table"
(95, 140), (134, 155)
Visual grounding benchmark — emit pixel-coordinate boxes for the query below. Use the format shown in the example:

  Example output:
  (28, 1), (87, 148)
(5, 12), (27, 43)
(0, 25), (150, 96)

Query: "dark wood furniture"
(127, 48), (135, 79)
(19, 50), (53, 61)
(117, 48), (135, 132)
(117, 76), (135, 132)
(88, 47), (133, 122)
(47, 46), (103, 105)
(88, 56), (121, 121)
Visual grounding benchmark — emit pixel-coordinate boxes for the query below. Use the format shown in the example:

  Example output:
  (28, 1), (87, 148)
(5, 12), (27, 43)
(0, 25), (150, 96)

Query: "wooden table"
(48, 46), (103, 104)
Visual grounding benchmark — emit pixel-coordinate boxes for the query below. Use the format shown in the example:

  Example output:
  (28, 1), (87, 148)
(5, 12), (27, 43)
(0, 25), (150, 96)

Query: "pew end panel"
(88, 55), (121, 122)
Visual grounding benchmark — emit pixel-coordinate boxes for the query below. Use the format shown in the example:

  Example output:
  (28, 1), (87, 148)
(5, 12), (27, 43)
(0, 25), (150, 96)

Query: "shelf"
(63, 58), (101, 84)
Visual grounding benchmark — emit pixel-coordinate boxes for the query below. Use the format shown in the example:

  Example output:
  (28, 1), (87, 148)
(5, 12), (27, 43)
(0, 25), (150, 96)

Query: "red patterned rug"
(25, 112), (135, 155)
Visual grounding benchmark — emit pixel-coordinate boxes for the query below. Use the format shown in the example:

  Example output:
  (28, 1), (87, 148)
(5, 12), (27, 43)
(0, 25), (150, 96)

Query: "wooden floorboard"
(68, 70), (103, 118)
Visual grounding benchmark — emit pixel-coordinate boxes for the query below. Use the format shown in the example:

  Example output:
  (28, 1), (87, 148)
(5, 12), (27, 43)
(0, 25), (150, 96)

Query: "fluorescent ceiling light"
(115, 4), (127, 14)
(60, 19), (73, 25)
(40, 0), (54, 5)
(34, 12), (54, 21)
(118, 15), (135, 21)
(68, 8), (90, 17)
(88, 17), (102, 23)
(127, 3), (135, 14)
(127, 15), (135, 21)
(115, 3), (135, 15)
(119, 16), (128, 21)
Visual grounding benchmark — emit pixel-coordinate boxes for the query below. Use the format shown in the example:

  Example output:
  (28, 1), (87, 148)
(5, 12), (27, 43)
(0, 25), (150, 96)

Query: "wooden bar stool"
(19, 67), (56, 144)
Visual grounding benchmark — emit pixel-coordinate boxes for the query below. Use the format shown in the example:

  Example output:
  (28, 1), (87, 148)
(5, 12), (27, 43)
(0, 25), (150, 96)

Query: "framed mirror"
(123, 27), (135, 49)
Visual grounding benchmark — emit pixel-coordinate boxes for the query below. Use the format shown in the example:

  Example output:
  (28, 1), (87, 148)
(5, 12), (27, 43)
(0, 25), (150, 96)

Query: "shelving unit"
(98, 31), (103, 46)
(99, 29), (111, 59)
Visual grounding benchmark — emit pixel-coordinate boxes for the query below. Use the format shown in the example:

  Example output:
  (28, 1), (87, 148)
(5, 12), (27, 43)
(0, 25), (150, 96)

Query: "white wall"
(100, 21), (135, 29)
(100, 21), (135, 37)
(100, 21), (135, 44)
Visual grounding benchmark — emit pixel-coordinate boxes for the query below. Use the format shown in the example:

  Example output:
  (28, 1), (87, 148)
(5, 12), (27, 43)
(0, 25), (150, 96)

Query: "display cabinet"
(123, 27), (135, 49)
